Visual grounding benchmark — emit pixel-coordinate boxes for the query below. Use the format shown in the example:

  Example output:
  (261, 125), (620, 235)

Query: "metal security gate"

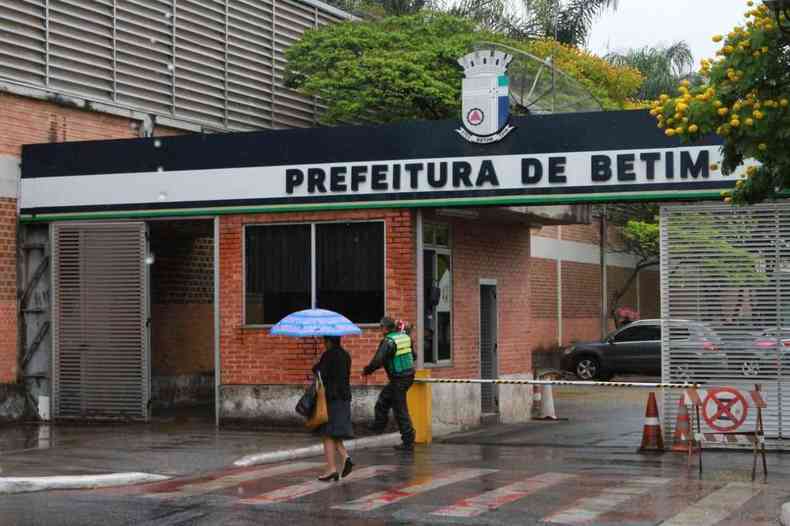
(52, 223), (150, 420)
(480, 284), (499, 414)
(661, 203), (790, 448)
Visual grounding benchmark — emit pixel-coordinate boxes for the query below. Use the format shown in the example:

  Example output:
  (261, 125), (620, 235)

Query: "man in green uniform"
(362, 316), (416, 451)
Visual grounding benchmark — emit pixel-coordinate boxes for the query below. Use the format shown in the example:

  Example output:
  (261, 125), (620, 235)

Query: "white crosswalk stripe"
(432, 472), (577, 518)
(543, 476), (670, 525)
(333, 468), (497, 512)
(146, 462), (321, 499)
(241, 465), (398, 505)
(141, 464), (768, 525)
(659, 482), (763, 526)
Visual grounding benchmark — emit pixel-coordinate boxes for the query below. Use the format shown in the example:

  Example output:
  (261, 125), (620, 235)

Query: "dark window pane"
(245, 225), (311, 325)
(437, 253), (451, 361)
(615, 326), (659, 342)
(316, 222), (384, 323)
(434, 224), (450, 247)
(424, 249), (437, 363)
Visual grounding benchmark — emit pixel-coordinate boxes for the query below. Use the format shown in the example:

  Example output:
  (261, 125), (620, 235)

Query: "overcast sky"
(587, 0), (750, 65)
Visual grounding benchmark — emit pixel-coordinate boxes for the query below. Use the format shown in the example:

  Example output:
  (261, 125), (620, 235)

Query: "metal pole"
(600, 206), (608, 338)
(416, 209), (424, 369)
(213, 217), (221, 427)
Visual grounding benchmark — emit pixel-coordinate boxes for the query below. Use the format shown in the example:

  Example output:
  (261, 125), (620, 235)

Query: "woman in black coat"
(312, 335), (354, 481)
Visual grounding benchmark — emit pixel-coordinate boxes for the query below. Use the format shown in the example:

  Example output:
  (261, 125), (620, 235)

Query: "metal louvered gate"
(480, 284), (498, 414)
(52, 223), (150, 420)
(661, 203), (790, 448)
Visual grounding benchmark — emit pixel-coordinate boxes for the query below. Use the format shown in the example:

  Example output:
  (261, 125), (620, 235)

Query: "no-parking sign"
(701, 387), (749, 432)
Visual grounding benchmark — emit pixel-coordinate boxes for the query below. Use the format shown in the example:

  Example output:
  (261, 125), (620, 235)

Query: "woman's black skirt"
(314, 398), (354, 440)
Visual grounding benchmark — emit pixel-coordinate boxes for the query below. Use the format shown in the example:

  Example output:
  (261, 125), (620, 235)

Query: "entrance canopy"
(20, 110), (741, 222)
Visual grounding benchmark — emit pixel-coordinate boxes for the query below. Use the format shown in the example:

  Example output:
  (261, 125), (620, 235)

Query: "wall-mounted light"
(145, 253), (156, 265)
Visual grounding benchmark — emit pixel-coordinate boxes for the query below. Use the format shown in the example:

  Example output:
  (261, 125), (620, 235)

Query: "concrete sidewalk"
(0, 421), (402, 494)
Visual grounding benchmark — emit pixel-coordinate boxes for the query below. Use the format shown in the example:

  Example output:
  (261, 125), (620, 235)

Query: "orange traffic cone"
(639, 392), (664, 451)
(671, 396), (694, 452)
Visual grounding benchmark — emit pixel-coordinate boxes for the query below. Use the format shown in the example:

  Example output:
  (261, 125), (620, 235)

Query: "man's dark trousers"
(373, 374), (415, 445)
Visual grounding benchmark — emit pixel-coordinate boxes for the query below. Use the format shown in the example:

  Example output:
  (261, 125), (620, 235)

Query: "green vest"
(387, 332), (414, 374)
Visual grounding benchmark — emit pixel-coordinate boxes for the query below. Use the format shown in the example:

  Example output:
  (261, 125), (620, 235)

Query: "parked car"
(560, 319), (724, 381)
(736, 327), (790, 377)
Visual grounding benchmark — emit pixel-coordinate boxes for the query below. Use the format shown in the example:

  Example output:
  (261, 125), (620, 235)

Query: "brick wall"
(149, 221), (214, 376)
(0, 197), (16, 382)
(0, 92), (185, 385)
(219, 209), (415, 387)
(526, 257), (559, 353)
(639, 269), (660, 319)
(429, 218), (531, 379)
(529, 221), (661, 354)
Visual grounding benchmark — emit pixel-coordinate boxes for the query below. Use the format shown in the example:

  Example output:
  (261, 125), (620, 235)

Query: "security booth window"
(244, 221), (385, 325)
(316, 222), (385, 323)
(245, 224), (311, 325)
(423, 223), (452, 365)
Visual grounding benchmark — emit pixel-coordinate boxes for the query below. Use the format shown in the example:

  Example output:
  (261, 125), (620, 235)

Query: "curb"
(781, 502), (790, 526)
(0, 473), (170, 495)
(234, 432), (402, 467)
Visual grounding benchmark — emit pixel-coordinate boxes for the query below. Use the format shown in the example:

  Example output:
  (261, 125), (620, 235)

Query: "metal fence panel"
(661, 202), (790, 448)
(52, 222), (149, 420)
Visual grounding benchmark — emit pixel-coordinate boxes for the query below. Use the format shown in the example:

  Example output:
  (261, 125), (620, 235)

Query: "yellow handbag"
(305, 372), (329, 430)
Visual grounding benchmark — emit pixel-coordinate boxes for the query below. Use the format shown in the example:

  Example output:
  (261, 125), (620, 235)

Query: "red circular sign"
(702, 387), (749, 432)
(466, 108), (484, 126)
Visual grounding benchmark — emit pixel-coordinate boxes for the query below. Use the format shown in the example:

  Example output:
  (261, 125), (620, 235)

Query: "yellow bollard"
(407, 369), (432, 444)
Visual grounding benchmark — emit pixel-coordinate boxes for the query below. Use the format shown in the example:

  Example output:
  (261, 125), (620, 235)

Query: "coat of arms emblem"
(456, 49), (515, 144)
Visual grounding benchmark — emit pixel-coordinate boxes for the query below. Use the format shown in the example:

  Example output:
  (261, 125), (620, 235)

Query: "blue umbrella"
(270, 308), (362, 337)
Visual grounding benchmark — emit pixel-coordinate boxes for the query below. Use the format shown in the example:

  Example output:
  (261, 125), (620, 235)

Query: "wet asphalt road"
(3, 378), (790, 525)
(2, 443), (790, 526)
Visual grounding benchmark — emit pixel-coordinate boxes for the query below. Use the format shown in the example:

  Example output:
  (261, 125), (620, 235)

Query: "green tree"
(601, 205), (659, 327)
(605, 42), (695, 100)
(432, 0), (617, 46)
(650, 1), (790, 204)
(322, 0), (618, 46)
(285, 13), (642, 125)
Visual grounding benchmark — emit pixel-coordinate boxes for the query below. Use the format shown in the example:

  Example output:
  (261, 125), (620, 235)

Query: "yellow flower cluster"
(649, 0), (788, 150)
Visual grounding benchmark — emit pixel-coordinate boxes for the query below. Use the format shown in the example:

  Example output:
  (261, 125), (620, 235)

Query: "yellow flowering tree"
(649, 1), (790, 204)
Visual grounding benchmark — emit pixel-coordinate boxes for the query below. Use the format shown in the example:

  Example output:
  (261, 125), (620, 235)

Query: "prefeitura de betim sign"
(20, 110), (742, 220)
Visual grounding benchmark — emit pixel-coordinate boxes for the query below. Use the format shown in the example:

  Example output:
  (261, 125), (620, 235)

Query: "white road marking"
(544, 476), (670, 525)
(147, 462), (320, 499)
(241, 465), (397, 505)
(659, 482), (762, 526)
(333, 468), (497, 512)
(0, 473), (169, 495)
(432, 472), (576, 518)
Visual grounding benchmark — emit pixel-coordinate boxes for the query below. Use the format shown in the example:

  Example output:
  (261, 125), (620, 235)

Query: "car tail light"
(783, 339), (790, 348)
(756, 339), (776, 349)
(703, 340), (717, 351)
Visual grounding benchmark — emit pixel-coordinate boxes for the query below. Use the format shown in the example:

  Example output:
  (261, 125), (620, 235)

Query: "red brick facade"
(0, 92), (184, 386)
(149, 221), (215, 377)
(529, 222), (661, 357)
(0, 90), (662, 406)
(427, 218), (531, 379)
(218, 209), (416, 387)
(1, 194), (18, 384)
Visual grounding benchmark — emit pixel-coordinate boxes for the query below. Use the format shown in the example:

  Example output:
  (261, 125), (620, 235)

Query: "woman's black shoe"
(318, 472), (339, 482)
(341, 457), (354, 478)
